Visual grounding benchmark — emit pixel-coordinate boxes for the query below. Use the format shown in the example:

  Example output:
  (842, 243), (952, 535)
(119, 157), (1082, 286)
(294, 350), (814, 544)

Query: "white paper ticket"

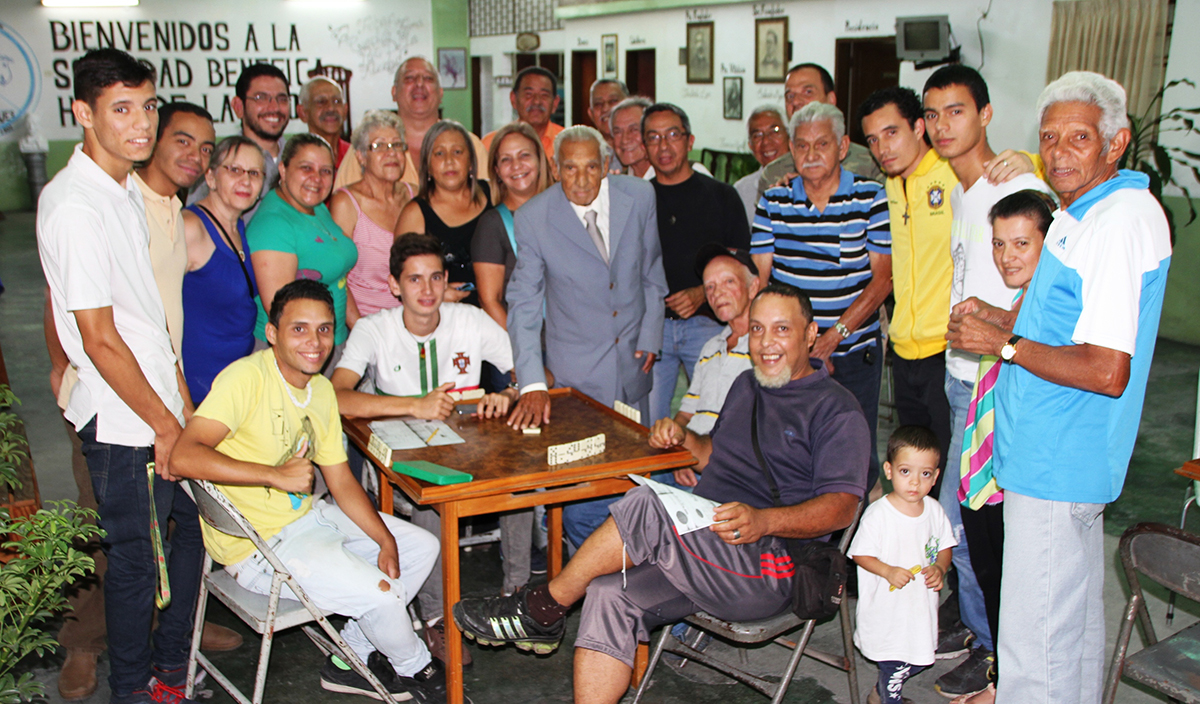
(628, 474), (721, 535)
(547, 433), (606, 466)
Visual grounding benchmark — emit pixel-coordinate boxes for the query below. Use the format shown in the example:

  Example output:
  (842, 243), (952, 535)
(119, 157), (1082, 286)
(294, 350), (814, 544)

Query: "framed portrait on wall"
(437, 48), (468, 89)
(686, 22), (713, 84)
(602, 34), (618, 78)
(755, 17), (788, 83)
(723, 76), (743, 120)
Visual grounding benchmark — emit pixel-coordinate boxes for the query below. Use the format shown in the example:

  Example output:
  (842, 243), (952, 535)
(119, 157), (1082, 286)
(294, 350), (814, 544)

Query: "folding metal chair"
(1102, 522), (1200, 704)
(185, 480), (402, 704)
(632, 501), (864, 704)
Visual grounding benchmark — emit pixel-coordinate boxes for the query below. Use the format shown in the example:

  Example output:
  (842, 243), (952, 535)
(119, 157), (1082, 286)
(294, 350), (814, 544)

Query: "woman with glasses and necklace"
(248, 132), (360, 373)
(181, 136), (266, 402)
(396, 120), (492, 305)
(329, 110), (414, 317)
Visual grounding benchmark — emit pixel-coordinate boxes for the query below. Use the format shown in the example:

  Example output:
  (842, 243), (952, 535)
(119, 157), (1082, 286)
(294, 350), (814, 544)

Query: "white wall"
(473, 0), (1056, 154)
(470, 30), (569, 134)
(1160, 0), (1200, 196)
(0, 0), (434, 143)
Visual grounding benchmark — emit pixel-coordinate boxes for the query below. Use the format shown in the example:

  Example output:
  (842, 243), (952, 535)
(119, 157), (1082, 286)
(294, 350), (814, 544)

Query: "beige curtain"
(1047, 0), (1170, 119)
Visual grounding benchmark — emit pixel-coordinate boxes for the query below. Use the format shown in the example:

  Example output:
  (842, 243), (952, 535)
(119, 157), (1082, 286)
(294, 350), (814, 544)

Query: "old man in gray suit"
(506, 125), (668, 544)
(507, 124), (667, 424)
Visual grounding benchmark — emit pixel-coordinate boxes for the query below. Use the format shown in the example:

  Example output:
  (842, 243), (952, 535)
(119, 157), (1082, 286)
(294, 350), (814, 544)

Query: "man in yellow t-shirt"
(172, 280), (443, 702)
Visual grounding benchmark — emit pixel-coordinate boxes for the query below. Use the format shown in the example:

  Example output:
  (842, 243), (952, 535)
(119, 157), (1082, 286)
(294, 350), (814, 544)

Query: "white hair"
(299, 76), (342, 106)
(393, 56), (440, 89)
(350, 109), (407, 153)
(608, 95), (653, 134)
(553, 125), (611, 165)
(789, 102), (845, 142)
(1037, 71), (1129, 144)
(748, 104), (786, 126)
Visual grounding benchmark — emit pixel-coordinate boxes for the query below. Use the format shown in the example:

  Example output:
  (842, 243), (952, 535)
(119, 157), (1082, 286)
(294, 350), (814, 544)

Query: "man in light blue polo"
(948, 71), (1171, 704)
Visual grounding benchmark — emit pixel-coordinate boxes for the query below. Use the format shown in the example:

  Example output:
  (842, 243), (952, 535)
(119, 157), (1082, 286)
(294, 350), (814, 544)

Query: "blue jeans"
(649, 316), (723, 425)
(830, 342), (882, 490)
(943, 372), (992, 651)
(78, 419), (204, 699)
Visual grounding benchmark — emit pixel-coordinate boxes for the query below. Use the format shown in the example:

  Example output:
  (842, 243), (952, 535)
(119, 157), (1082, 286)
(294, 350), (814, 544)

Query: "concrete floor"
(2, 208), (1198, 703)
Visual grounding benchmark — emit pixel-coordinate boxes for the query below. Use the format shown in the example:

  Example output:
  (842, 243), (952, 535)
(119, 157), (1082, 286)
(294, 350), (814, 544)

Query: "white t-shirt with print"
(946, 173), (1055, 382)
(337, 302), (513, 396)
(848, 495), (956, 666)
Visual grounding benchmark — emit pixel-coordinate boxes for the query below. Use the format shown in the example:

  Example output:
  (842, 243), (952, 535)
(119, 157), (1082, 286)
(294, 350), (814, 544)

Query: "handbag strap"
(750, 392), (783, 508)
(751, 393), (804, 556)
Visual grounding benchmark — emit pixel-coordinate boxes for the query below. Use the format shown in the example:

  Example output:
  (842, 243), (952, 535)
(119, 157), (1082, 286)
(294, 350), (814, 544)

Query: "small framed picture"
(437, 48), (467, 90)
(601, 34), (618, 78)
(755, 17), (788, 83)
(686, 22), (713, 84)
(723, 76), (743, 120)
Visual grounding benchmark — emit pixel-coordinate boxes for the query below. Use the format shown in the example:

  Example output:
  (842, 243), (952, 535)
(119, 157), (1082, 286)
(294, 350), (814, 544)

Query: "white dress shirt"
(567, 176), (612, 253)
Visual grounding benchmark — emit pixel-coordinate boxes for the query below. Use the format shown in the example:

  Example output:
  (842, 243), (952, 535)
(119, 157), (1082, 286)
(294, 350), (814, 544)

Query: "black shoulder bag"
(750, 393), (848, 621)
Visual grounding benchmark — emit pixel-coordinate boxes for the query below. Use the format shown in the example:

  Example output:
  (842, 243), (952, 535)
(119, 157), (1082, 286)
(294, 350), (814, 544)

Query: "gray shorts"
(575, 486), (794, 667)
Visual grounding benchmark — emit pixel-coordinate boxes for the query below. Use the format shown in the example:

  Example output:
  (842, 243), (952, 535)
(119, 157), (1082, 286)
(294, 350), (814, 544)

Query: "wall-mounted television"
(895, 15), (951, 62)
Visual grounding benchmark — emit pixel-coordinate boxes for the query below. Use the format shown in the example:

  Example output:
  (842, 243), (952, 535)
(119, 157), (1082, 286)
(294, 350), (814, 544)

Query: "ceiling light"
(41, 0), (139, 6)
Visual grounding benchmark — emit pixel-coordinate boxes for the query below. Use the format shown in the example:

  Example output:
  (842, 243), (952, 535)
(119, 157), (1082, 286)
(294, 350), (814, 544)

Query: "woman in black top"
(396, 119), (491, 304)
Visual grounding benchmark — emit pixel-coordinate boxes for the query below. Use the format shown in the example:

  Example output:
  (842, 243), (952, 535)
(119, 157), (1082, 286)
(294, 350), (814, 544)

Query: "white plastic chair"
(185, 480), (402, 704)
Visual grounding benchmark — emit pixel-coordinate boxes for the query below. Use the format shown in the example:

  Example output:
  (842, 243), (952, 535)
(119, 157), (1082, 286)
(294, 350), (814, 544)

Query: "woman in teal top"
(248, 133), (359, 361)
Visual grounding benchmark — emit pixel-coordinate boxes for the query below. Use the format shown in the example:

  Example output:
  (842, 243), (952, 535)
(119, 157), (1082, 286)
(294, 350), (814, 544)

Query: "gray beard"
(753, 365), (790, 389)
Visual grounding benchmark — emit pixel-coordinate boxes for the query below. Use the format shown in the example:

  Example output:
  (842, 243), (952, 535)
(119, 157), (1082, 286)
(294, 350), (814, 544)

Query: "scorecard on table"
(367, 419), (464, 467)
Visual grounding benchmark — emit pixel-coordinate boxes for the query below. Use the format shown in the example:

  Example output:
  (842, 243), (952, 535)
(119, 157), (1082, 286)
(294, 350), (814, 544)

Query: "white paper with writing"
(628, 474), (721, 535)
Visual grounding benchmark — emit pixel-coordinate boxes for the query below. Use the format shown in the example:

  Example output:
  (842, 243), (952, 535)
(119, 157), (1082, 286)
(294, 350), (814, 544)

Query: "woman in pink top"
(330, 110), (416, 317)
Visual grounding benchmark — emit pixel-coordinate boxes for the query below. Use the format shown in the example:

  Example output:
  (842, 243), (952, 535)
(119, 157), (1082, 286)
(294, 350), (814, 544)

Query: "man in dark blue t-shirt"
(453, 284), (870, 704)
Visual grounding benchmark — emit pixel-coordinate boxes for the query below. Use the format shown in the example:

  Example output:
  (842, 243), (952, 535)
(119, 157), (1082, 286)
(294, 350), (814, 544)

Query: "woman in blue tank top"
(181, 136), (264, 402)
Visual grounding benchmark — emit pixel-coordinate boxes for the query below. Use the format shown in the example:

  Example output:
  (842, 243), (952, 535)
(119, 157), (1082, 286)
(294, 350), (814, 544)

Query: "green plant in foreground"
(0, 385), (102, 704)
(1120, 78), (1200, 228)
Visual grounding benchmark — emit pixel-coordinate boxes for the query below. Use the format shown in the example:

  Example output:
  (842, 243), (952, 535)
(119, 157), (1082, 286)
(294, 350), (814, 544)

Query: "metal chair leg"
(631, 627), (672, 704)
(1166, 483), (1195, 625)
(186, 556), (212, 698)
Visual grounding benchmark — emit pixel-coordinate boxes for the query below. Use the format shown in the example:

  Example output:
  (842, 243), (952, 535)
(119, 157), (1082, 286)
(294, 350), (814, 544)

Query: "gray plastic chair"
(632, 501), (863, 704)
(185, 480), (402, 704)
(1103, 522), (1200, 704)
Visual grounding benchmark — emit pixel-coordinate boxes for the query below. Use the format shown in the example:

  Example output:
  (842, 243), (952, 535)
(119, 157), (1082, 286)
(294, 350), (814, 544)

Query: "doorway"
(626, 49), (656, 100)
(834, 37), (900, 145)
(572, 51), (597, 128)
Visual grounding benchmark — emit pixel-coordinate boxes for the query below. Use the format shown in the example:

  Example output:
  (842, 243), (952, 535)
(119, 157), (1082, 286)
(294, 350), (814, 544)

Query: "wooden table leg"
(439, 502), (464, 704)
(547, 504), (563, 577)
(378, 469), (393, 514)
(632, 643), (649, 686)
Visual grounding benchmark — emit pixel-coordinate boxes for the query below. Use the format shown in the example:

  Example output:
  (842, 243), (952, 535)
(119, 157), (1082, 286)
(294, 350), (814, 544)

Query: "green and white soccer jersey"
(337, 302), (514, 396)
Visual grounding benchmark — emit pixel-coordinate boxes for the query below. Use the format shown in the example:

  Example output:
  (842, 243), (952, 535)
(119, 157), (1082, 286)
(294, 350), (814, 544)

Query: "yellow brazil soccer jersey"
(886, 149), (958, 361)
(192, 348), (348, 566)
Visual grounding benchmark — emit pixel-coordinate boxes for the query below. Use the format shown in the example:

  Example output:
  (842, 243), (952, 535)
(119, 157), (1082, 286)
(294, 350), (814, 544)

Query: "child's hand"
(922, 563), (946, 591)
(885, 566), (915, 590)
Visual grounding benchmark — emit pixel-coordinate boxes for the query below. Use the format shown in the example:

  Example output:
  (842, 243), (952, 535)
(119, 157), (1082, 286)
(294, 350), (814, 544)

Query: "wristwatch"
(833, 321), (851, 339)
(1000, 334), (1023, 362)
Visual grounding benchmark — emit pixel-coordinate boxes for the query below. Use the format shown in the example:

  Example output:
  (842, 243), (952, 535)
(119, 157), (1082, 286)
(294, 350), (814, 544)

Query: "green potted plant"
(0, 384), (102, 704)
(1120, 78), (1200, 228)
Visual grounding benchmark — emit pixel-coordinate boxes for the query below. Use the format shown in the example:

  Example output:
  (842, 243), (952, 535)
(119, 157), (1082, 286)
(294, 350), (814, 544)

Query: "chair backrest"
(189, 479), (259, 540)
(1120, 522), (1200, 603)
(699, 148), (760, 185)
(837, 499), (866, 553)
(307, 61), (354, 136)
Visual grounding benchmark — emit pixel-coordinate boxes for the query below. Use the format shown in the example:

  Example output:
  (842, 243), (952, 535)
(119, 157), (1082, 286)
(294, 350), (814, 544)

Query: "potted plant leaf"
(0, 384), (102, 704)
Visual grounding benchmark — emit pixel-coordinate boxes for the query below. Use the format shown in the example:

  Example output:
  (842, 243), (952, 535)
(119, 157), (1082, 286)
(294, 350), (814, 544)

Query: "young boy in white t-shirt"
(849, 425), (956, 704)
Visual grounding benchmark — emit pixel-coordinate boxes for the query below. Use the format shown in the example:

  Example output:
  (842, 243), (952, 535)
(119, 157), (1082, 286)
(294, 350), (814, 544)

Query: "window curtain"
(1047, 0), (1170, 120)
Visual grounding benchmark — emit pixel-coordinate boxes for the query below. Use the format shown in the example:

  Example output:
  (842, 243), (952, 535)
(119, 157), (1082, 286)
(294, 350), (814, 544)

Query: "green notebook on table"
(392, 460), (473, 485)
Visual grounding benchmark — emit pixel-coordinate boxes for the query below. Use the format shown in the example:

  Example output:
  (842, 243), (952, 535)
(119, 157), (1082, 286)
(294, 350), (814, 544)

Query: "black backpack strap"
(751, 392), (804, 555)
(750, 392), (783, 508)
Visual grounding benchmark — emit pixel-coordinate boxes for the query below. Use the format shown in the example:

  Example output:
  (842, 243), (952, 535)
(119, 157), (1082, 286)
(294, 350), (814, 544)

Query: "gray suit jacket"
(506, 175), (668, 407)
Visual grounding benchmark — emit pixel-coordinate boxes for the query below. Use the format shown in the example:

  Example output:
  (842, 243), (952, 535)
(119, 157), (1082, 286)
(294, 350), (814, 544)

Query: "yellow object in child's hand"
(889, 565), (923, 591)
